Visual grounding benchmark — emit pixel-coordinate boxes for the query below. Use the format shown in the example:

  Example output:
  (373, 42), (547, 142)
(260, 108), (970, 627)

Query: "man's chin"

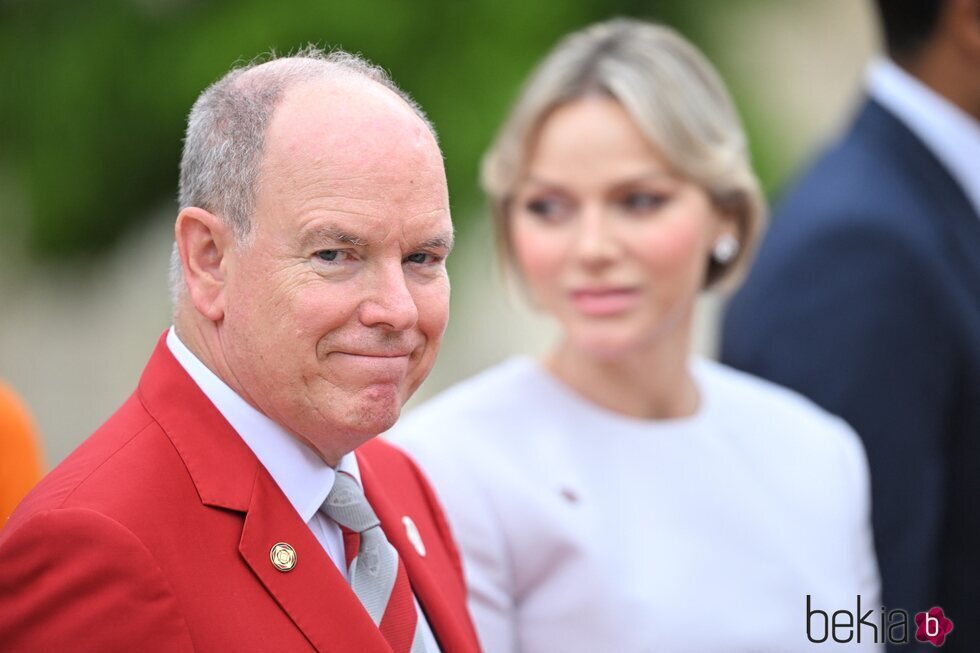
(348, 392), (404, 434)
(298, 407), (400, 464)
(293, 385), (408, 458)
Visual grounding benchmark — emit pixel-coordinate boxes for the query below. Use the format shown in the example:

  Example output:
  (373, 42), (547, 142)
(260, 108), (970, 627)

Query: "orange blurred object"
(0, 382), (44, 527)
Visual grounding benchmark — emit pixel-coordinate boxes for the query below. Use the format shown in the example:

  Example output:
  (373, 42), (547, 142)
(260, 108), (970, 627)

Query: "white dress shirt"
(867, 56), (980, 219)
(166, 327), (439, 652)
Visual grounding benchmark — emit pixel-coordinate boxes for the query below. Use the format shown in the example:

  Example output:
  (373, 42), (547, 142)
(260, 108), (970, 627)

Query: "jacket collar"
(164, 327), (339, 524)
(136, 334), (392, 653)
(137, 332), (259, 512)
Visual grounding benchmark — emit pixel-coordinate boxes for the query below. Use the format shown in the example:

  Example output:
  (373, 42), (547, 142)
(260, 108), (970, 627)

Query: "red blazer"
(0, 336), (480, 653)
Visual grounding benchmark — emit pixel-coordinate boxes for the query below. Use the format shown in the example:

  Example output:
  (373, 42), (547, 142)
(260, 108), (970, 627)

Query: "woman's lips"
(568, 287), (640, 316)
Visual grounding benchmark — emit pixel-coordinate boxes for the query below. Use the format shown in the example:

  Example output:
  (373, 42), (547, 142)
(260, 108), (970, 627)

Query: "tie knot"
(321, 472), (381, 534)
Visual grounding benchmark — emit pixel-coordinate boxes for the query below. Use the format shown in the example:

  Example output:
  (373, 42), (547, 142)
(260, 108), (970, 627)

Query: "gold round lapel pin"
(270, 542), (297, 572)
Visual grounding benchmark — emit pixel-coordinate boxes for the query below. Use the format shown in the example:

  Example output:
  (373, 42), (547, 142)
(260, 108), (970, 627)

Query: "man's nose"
(573, 205), (618, 269)
(358, 263), (419, 331)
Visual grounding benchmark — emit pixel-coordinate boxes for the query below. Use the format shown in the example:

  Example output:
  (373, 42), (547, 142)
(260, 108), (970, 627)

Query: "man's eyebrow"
(416, 232), (455, 252)
(298, 225), (369, 248)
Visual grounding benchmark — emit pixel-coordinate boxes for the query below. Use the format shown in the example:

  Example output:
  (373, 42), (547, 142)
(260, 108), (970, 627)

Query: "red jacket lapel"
(238, 468), (391, 653)
(137, 334), (392, 653)
(358, 451), (478, 653)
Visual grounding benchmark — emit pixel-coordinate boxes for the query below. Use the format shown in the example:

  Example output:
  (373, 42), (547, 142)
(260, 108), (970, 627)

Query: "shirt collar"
(866, 56), (980, 218)
(165, 326), (360, 522)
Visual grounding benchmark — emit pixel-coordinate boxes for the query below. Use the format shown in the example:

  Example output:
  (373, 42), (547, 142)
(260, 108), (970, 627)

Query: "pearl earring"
(712, 234), (740, 264)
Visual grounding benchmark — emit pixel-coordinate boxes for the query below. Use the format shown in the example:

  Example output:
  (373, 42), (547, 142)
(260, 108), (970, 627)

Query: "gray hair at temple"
(481, 18), (766, 288)
(169, 47), (438, 307)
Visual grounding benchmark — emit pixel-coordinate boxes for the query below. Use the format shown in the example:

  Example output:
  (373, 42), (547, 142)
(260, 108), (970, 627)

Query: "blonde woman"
(391, 19), (880, 652)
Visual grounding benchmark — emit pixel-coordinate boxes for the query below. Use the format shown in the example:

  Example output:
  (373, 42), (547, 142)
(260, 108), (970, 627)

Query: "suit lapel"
(138, 335), (392, 653)
(239, 468), (391, 653)
(359, 452), (472, 653)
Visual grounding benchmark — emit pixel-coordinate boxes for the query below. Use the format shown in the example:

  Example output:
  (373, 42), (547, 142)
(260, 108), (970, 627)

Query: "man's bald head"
(171, 48), (438, 304)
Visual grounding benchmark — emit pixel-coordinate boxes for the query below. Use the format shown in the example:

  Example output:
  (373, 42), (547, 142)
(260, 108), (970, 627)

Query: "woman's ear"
(710, 199), (742, 256)
(703, 195), (747, 289)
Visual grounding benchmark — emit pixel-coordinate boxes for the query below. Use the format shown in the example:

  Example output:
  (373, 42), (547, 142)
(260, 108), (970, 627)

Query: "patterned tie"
(321, 471), (427, 653)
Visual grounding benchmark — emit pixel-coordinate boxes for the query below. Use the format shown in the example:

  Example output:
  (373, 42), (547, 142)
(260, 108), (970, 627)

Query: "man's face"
(219, 79), (452, 463)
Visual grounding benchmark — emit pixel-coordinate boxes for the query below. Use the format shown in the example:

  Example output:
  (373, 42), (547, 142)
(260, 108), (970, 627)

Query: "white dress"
(389, 357), (882, 652)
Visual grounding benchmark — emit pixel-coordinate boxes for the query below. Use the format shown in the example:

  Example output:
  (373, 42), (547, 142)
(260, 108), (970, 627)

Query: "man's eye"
(316, 250), (341, 262)
(406, 252), (442, 265)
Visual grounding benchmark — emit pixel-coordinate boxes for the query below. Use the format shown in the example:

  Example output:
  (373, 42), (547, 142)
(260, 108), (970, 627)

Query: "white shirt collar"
(165, 327), (361, 522)
(866, 56), (980, 218)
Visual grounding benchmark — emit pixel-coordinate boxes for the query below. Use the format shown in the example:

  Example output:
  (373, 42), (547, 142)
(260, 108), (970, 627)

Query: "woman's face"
(510, 96), (734, 360)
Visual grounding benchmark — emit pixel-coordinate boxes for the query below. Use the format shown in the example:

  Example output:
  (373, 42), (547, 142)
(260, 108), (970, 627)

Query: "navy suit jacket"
(722, 98), (980, 650)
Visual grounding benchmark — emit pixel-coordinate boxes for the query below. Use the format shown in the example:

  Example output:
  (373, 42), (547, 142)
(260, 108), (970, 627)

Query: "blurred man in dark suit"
(722, 0), (979, 649)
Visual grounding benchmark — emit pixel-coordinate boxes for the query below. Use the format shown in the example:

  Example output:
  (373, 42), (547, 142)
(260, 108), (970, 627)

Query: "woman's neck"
(544, 327), (699, 420)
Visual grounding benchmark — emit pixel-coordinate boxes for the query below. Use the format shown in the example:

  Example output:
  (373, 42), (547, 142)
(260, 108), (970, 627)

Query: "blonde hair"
(481, 18), (766, 287)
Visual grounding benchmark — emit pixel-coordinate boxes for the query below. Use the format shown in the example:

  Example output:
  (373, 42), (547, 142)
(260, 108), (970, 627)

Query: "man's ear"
(174, 207), (235, 322)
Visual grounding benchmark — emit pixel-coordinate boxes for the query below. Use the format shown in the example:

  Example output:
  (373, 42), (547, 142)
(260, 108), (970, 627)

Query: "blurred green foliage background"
(0, 0), (878, 466)
(0, 0), (779, 262)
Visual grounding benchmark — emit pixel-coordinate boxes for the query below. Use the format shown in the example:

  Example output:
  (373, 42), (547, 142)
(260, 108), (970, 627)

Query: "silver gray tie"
(321, 472), (427, 653)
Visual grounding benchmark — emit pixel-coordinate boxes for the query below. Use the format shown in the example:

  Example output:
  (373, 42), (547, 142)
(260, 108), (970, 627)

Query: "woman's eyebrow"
(522, 171), (674, 191)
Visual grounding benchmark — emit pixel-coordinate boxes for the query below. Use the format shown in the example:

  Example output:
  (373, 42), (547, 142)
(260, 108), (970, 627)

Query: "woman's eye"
(525, 197), (568, 222)
(527, 198), (555, 214)
(623, 192), (666, 212)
